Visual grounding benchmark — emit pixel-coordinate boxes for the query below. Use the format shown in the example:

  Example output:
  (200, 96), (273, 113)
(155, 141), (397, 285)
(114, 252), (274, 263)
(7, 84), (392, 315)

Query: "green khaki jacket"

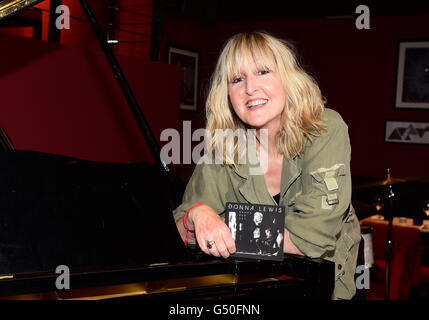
(173, 108), (362, 300)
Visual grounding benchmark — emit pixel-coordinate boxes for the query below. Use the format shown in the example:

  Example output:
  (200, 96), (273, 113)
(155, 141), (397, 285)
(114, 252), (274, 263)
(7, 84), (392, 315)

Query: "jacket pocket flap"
(310, 164), (346, 192)
(310, 163), (346, 182)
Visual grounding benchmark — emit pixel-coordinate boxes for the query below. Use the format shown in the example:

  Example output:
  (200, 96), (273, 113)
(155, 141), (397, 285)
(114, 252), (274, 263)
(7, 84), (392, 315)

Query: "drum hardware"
(384, 168), (395, 300)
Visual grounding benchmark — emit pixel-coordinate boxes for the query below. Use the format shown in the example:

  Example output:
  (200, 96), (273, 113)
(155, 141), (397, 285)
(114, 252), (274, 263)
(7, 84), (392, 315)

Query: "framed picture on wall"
(167, 45), (199, 111)
(394, 41), (429, 109)
(385, 120), (429, 145)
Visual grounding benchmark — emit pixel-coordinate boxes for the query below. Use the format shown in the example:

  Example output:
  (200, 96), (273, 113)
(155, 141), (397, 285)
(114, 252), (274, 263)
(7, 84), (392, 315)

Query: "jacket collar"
(232, 135), (302, 204)
(280, 154), (302, 198)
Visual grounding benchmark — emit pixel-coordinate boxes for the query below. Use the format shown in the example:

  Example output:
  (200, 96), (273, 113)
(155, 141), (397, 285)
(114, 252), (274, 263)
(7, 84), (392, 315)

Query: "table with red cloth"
(360, 215), (429, 299)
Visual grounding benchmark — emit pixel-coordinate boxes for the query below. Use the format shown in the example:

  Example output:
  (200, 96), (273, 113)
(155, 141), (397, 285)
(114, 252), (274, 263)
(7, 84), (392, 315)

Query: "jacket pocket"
(309, 164), (346, 209)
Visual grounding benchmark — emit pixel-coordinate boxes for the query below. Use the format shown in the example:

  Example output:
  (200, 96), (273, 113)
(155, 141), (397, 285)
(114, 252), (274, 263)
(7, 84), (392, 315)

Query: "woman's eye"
(232, 77), (243, 83)
(258, 70), (270, 75)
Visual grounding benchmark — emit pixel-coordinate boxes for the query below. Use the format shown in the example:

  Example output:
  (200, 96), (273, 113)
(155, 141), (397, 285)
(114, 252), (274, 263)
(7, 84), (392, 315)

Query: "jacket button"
(338, 264), (342, 270)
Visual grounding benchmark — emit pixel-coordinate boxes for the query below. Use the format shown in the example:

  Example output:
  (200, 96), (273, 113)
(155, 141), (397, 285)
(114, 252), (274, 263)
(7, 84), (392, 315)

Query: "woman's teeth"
(247, 99), (268, 108)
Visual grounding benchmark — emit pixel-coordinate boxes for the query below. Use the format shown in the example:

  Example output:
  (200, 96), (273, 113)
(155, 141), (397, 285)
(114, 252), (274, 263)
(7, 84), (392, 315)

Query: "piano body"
(0, 1), (334, 300)
(0, 150), (334, 300)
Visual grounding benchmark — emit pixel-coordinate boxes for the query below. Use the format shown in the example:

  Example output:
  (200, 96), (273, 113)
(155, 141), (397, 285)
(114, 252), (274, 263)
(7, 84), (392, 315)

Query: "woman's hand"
(188, 204), (236, 258)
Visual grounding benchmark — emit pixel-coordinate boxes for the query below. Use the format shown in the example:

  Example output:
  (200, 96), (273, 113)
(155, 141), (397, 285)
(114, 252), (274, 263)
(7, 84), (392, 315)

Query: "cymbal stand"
(384, 168), (395, 300)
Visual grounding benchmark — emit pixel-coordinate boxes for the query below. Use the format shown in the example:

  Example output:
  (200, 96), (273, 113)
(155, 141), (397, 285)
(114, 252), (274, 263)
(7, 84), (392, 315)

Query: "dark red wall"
(1, 12), (429, 179)
(161, 15), (216, 129)
(0, 33), (181, 163)
(162, 15), (429, 179)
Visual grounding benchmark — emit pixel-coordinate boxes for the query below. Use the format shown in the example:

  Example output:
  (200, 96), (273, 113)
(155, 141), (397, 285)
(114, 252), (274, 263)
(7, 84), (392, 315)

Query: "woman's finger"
(208, 242), (220, 257)
(221, 230), (236, 255)
(196, 233), (211, 254)
(214, 239), (230, 259)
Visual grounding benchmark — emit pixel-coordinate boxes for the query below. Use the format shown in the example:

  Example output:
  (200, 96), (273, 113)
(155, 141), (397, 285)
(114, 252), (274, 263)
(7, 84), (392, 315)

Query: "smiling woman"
(206, 32), (325, 162)
(172, 31), (362, 300)
(228, 61), (286, 133)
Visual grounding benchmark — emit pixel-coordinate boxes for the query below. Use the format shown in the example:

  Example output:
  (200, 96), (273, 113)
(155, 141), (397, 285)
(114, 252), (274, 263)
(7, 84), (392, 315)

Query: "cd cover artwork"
(225, 202), (285, 261)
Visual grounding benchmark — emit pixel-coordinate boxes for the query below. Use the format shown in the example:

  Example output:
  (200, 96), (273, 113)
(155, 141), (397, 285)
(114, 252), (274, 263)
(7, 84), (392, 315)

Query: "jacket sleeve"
(285, 115), (353, 258)
(172, 156), (229, 224)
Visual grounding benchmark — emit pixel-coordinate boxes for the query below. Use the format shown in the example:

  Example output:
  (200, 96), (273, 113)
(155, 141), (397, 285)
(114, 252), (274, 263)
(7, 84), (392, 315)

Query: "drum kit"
(355, 169), (429, 300)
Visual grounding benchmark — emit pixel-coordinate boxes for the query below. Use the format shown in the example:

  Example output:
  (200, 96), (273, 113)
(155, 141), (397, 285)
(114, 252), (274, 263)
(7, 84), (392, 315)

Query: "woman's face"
(254, 212), (263, 225)
(228, 56), (286, 133)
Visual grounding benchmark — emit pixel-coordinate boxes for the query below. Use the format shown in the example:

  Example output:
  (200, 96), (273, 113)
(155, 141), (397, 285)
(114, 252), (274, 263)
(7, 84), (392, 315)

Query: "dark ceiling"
(164, 0), (429, 21)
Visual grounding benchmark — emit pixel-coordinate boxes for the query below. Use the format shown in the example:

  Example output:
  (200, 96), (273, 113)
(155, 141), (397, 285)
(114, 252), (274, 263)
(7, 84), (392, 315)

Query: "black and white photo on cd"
(226, 203), (285, 261)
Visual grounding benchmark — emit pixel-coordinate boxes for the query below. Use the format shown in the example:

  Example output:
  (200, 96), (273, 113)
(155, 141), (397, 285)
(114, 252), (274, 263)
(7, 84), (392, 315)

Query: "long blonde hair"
(205, 31), (325, 164)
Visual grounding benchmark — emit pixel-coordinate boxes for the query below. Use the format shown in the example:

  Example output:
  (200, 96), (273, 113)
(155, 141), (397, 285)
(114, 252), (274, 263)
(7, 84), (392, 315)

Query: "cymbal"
(353, 176), (414, 189)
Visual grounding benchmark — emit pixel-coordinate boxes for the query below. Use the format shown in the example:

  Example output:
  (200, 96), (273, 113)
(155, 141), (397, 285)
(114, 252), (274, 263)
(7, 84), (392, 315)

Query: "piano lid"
(0, 0), (43, 21)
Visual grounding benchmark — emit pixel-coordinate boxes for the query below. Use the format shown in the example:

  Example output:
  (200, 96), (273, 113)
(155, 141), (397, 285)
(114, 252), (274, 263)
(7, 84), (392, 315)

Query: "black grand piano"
(0, 0), (334, 300)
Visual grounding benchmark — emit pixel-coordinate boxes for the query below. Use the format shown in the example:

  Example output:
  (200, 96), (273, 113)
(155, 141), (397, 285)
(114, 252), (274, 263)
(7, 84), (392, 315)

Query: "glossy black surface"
(0, 255), (334, 299)
(0, 150), (188, 275)
(0, 150), (334, 299)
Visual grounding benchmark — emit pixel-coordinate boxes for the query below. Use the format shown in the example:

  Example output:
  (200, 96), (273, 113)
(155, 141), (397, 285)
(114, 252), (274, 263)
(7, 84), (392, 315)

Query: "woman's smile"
(246, 98), (268, 110)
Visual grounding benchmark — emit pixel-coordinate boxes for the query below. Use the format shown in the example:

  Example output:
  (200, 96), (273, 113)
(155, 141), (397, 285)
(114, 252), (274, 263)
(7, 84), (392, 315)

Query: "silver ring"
(206, 240), (215, 249)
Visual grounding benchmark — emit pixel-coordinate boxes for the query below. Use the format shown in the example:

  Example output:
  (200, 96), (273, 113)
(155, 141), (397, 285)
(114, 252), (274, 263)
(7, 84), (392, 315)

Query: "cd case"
(225, 202), (285, 261)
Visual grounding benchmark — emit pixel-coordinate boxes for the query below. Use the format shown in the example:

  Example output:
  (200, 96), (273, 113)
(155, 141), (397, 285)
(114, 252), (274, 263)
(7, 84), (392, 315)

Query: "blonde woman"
(173, 32), (362, 300)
